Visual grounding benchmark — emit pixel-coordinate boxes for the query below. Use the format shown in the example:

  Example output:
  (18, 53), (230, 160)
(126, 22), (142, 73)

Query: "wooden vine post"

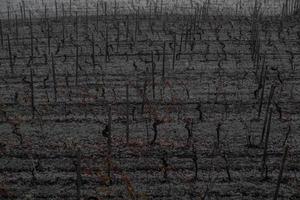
(51, 53), (57, 102)
(107, 105), (112, 183)
(7, 34), (13, 74)
(75, 148), (82, 200)
(126, 84), (130, 144)
(75, 45), (79, 87)
(152, 51), (156, 100)
(162, 41), (166, 81)
(30, 68), (35, 119)
(273, 145), (289, 200)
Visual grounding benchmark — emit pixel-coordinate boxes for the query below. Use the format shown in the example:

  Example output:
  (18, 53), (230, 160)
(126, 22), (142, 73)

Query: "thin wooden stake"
(0, 20), (3, 47)
(7, 4), (11, 33)
(47, 20), (51, 55)
(69, 0), (72, 16)
(19, 3), (23, 25)
(141, 80), (147, 114)
(152, 51), (155, 100)
(126, 15), (129, 42)
(51, 53), (57, 102)
(258, 65), (267, 118)
(15, 14), (19, 44)
(216, 123), (221, 148)
(222, 152), (232, 182)
(85, 0), (88, 33)
(30, 68), (35, 119)
(260, 85), (275, 144)
(96, 1), (99, 32)
(161, 0), (164, 15)
(105, 22), (109, 63)
(75, 45), (79, 86)
(75, 148), (81, 200)
(55, 0), (58, 20)
(75, 12), (78, 42)
(22, 0), (26, 21)
(261, 107), (273, 179)
(107, 105), (112, 183)
(116, 21), (120, 52)
(62, 3), (65, 43)
(29, 10), (34, 58)
(162, 41), (166, 81)
(126, 84), (130, 144)
(178, 31), (183, 60)
(7, 34), (13, 74)
(172, 34), (176, 70)
(44, 4), (47, 22)
(192, 149), (198, 180)
(273, 146), (289, 200)
(91, 33), (95, 69)
(104, 1), (107, 25)
(114, 0), (117, 17)
(134, 8), (139, 41)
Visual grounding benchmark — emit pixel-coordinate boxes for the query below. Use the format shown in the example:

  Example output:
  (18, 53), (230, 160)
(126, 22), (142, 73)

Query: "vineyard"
(0, 0), (299, 199)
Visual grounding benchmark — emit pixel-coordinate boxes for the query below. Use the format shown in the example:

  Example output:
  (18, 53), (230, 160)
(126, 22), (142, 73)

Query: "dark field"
(0, 0), (299, 199)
